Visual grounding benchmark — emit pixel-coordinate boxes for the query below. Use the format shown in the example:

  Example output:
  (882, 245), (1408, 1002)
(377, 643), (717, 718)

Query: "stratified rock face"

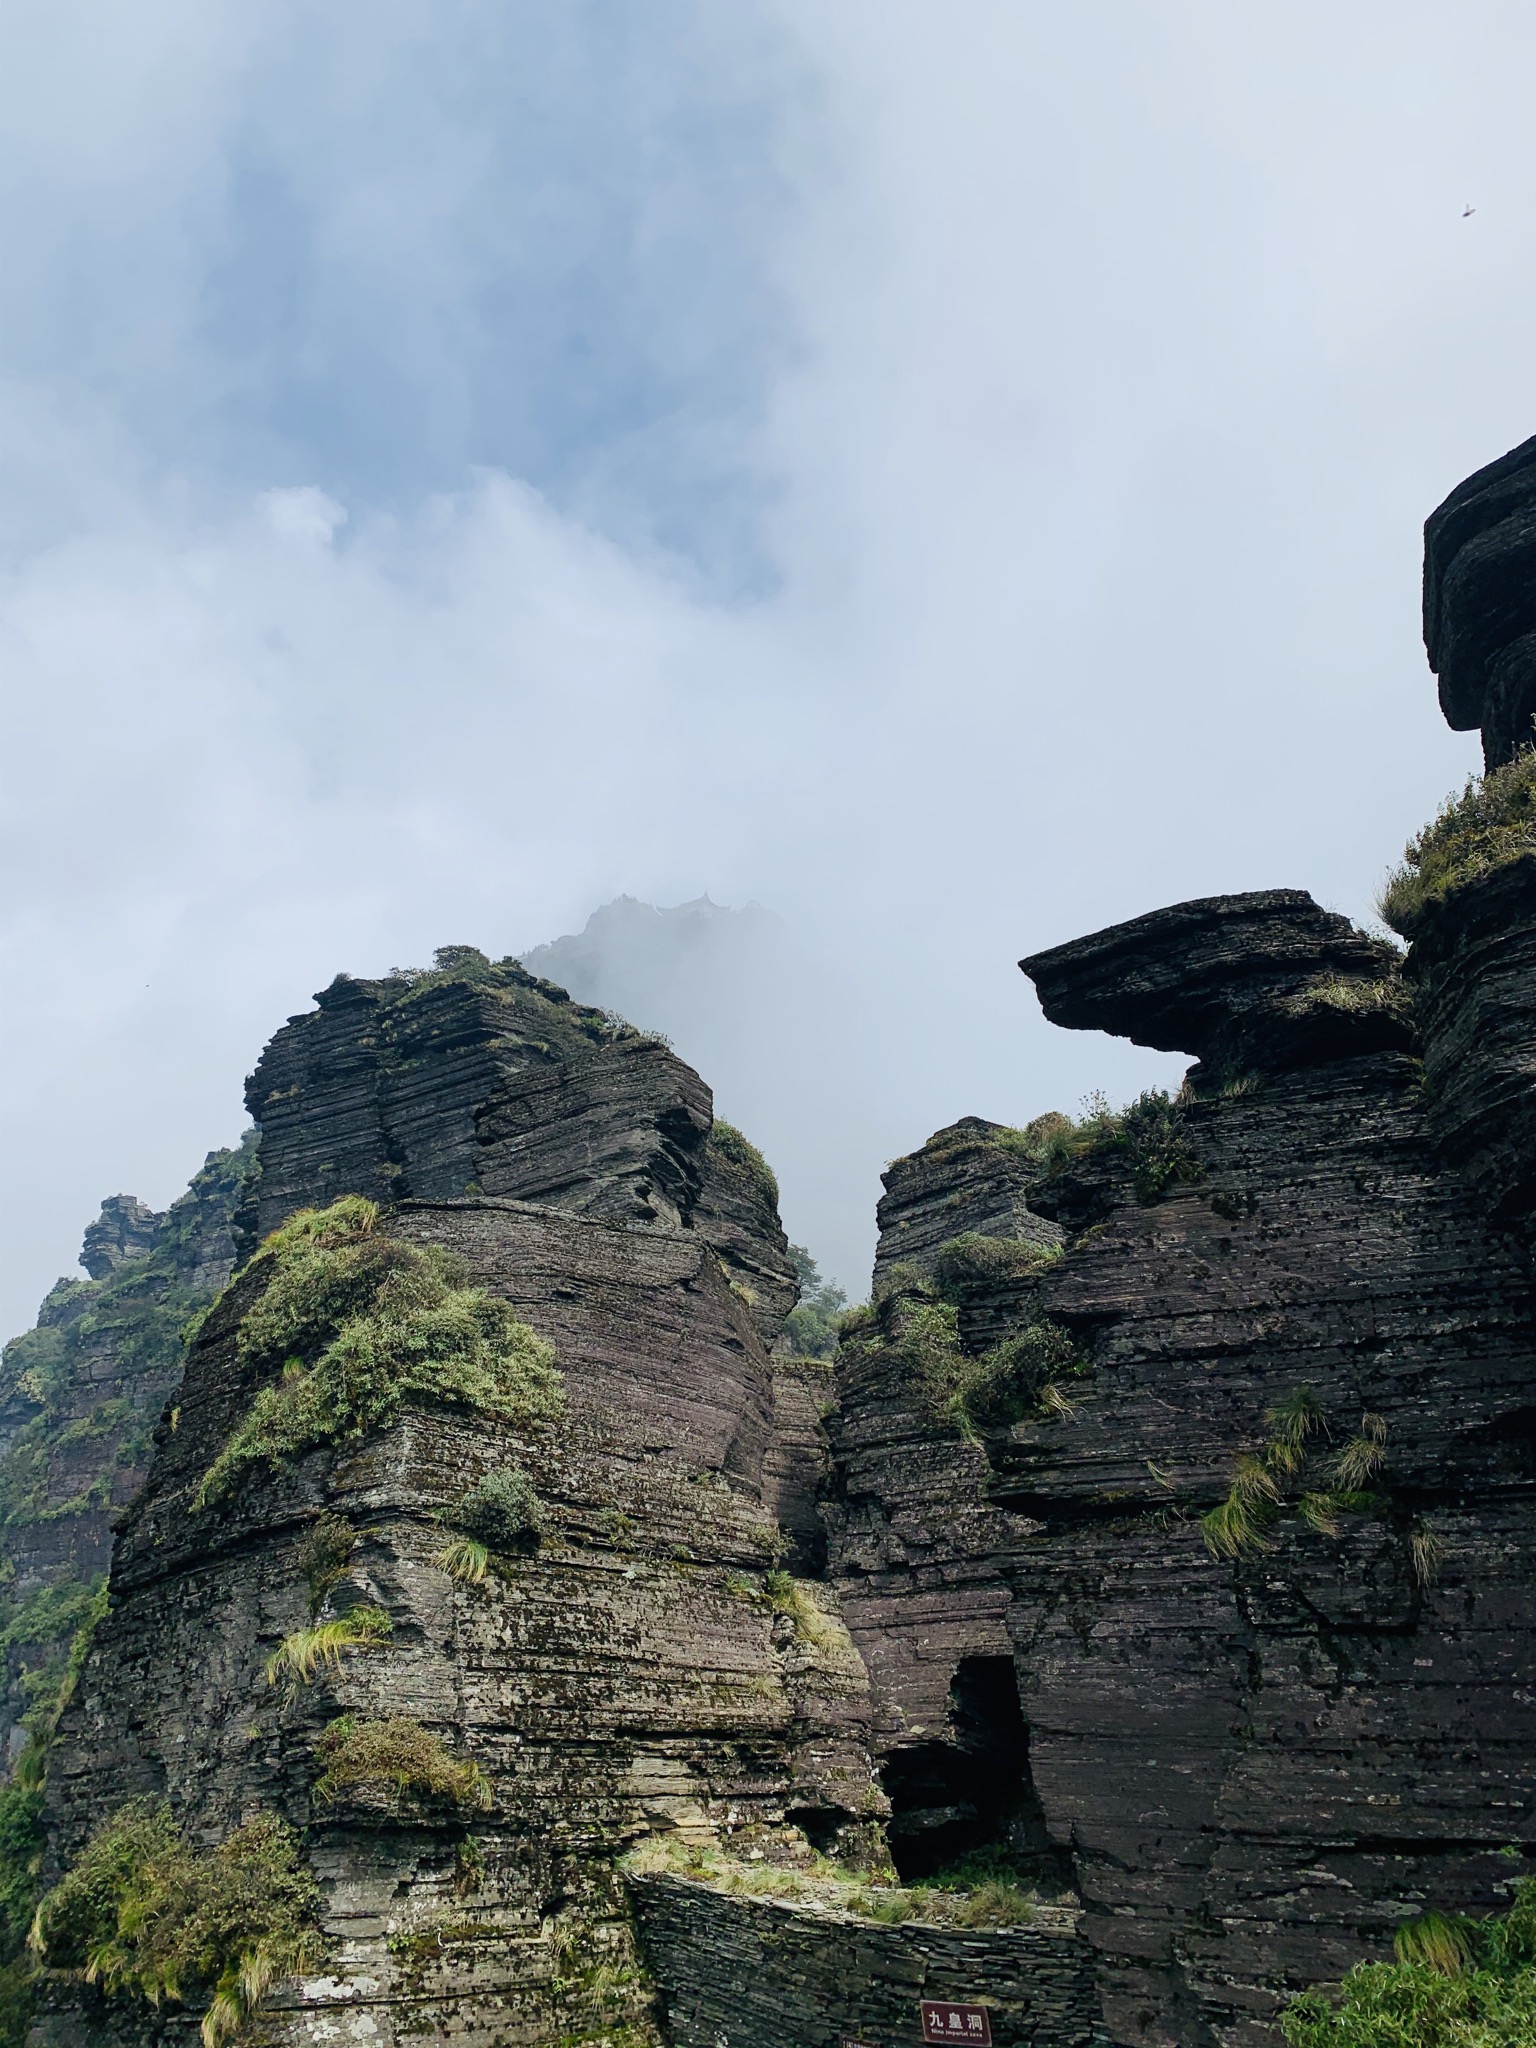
(1401, 853), (1536, 1241)
(0, 1137), (255, 1761)
(241, 950), (796, 1345)
(829, 888), (1536, 2048)
(1423, 432), (1536, 768)
(872, 1117), (1064, 1297)
(78, 1197), (160, 1280)
(1021, 891), (1410, 1080)
(36, 1194), (881, 2045)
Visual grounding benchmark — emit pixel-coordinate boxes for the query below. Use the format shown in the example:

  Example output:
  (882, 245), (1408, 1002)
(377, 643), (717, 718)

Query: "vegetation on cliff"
(1379, 747), (1535, 935)
(920, 1090), (1202, 1206)
(30, 1801), (318, 2047)
(1281, 1877), (1536, 2045)
(313, 1715), (492, 1811)
(197, 1197), (562, 1504)
(844, 1288), (1085, 1439)
(708, 1120), (780, 1206)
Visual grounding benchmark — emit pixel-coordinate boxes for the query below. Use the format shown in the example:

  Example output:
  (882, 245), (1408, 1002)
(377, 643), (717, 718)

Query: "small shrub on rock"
(954, 1323), (1082, 1430)
(297, 1513), (355, 1614)
(313, 1716), (491, 1811)
(931, 1234), (1061, 1301)
(30, 1801), (317, 2048)
(450, 1465), (544, 1551)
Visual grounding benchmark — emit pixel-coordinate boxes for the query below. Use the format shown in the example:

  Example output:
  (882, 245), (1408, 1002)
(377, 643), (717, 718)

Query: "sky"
(2, 0), (1531, 1331)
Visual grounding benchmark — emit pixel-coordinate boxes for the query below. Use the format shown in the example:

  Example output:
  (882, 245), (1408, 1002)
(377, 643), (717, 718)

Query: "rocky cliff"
(0, 1138), (256, 1766)
(5, 442), (1532, 2048)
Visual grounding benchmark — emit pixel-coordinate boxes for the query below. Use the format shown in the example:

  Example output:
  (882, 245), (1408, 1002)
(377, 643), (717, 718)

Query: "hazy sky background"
(2, 1), (1532, 1331)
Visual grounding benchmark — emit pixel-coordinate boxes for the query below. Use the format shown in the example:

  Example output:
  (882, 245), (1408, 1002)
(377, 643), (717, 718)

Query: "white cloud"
(3, 0), (1531, 1325)
(260, 487), (348, 546)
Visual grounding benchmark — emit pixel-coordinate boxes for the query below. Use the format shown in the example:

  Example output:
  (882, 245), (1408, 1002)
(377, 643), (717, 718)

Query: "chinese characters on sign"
(918, 2000), (993, 2045)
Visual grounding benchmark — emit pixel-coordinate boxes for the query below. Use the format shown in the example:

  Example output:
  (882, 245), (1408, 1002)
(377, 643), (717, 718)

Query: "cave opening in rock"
(880, 1654), (1070, 1887)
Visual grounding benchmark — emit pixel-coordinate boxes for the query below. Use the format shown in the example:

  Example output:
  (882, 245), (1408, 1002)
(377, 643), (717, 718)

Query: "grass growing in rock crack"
(196, 1198), (561, 1506)
(265, 1605), (391, 1687)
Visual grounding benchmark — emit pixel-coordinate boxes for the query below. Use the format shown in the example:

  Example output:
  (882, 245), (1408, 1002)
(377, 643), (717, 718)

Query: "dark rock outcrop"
(1021, 892), (1411, 1082)
(1423, 432), (1536, 768)
(1400, 852), (1536, 1243)
(0, 1137), (255, 1761)
(241, 949), (796, 1345)
(873, 1117), (1065, 1297)
(829, 876), (1536, 2046)
(30, 960), (1103, 2047)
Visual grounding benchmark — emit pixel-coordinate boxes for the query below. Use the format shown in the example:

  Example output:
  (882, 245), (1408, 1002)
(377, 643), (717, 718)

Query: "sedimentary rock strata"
(1423, 431), (1536, 769)
(6, 439), (1532, 2047)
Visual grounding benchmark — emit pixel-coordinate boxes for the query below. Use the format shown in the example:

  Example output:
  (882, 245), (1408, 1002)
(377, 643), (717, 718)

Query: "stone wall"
(631, 1874), (1105, 2048)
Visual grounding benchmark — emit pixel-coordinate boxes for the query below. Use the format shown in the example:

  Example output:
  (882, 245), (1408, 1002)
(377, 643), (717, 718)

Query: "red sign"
(920, 2001), (993, 2045)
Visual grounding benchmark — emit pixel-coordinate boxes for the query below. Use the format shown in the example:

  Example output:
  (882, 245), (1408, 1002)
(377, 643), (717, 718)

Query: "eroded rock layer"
(827, 882), (1536, 2048)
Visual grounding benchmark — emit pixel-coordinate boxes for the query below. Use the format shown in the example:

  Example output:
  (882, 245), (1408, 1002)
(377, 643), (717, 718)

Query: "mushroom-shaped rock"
(1020, 889), (1410, 1075)
(1424, 432), (1536, 769)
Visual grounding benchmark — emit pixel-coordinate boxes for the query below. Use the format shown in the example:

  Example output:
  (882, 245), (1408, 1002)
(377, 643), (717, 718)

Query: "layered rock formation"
(1423, 432), (1536, 768)
(819, 440), (1536, 2046)
(10, 443), (1532, 2048)
(26, 960), (1093, 2048)
(0, 1137), (255, 1764)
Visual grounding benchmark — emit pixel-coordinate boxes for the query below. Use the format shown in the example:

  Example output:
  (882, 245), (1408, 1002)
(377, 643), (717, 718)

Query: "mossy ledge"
(195, 1196), (562, 1506)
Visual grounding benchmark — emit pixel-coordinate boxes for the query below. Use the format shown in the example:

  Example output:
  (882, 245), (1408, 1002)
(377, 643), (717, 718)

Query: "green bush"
(30, 1801), (318, 2048)
(196, 1200), (562, 1505)
(1282, 1877), (1536, 2045)
(954, 1322), (1082, 1429)
(313, 1716), (491, 1810)
(1379, 749), (1536, 936)
(850, 1297), (1083, 1438)
(450, 1465), (544, 1551)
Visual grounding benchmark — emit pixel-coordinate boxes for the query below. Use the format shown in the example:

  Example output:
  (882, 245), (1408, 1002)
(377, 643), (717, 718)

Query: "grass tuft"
(313, 1715), (491, 1811)
(265, 1605), (391, 1687)
(1378, 748), (1535, 935)
(1410, 1525), (1444, 1587)
(1394, 1912), (1477, 1976)
(436, 1538), (489, 1584)
(1333, 1414), (1388, 1489)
